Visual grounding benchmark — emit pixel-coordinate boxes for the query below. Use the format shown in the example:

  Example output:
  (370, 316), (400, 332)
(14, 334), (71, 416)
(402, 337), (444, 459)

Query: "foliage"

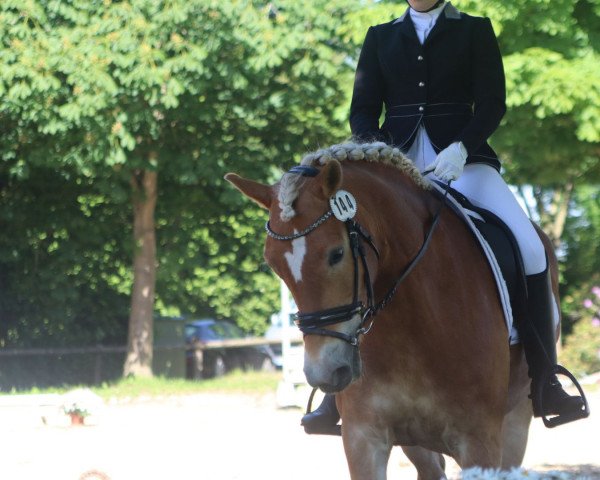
(0, 168), (131, 347)
(560, 187), (600, 325)
(0, 0), (599, 370)
(0, 0), (357, 349)
(561, 187), (600, 286)
(62, 403), (90, 417)
(456, 0), (600, 185)
(561, 284), (600, 376)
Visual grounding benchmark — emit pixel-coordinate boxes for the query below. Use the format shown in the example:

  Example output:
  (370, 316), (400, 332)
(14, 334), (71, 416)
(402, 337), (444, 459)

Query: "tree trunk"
(123, 168), (158, 378)
(532, 183), (574, 250)
(548, 182), (574, 250)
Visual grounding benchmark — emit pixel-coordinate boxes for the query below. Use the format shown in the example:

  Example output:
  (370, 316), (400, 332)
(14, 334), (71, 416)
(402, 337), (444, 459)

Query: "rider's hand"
(426, 142), (468, 182)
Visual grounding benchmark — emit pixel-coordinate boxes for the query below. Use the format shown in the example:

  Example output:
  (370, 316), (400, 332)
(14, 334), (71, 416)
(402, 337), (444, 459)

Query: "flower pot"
(69, 413), (85, 426)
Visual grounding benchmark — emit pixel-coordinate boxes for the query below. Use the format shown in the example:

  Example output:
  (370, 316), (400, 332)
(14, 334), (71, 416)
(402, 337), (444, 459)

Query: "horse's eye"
(328, 247), (344, 266)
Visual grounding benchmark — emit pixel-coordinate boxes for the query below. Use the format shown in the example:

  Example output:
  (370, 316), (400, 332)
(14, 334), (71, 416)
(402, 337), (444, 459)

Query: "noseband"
(266, 168), (450, 347)
(267, 213), (379, 345)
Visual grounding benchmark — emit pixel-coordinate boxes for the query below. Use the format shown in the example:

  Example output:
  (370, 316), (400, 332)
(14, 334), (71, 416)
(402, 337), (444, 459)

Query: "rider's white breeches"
(450, 164), (547, 275)
(407, 129), (547, 275)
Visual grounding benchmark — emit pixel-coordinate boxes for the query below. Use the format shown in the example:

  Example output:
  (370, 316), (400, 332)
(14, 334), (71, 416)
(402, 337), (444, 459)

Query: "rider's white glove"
(426, 142), (468, 182)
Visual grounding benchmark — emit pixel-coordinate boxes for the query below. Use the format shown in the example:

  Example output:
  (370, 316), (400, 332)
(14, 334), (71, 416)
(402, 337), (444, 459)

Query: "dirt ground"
(1, 386), (598, 480)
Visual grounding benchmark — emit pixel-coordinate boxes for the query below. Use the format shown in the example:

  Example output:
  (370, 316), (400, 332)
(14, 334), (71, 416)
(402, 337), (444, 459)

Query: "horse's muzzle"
(304, 345), (361, 393)
(317, 365), (354, 393)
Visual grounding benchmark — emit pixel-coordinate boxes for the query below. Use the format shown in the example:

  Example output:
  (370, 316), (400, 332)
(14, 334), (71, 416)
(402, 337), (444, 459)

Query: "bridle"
(268, 214), (379, 345)
(266, 167), (450, 347)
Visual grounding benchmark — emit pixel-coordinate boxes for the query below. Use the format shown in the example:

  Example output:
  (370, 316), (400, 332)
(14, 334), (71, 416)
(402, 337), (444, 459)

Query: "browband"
(289, 165), (320, 177)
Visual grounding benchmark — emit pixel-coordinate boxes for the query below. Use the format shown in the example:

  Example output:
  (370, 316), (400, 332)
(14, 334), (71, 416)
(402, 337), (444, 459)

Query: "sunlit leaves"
(451, 0), (600, 185)
(0, 0), (357, 347)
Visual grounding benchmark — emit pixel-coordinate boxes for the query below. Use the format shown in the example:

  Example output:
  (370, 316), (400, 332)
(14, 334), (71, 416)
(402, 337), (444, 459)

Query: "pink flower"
(592, 318), (600, 328)
(592, 286), (600, 299)
(583, 298), (594, 309)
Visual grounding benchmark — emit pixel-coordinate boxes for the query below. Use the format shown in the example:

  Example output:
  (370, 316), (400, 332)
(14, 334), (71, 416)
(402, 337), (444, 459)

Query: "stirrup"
(303, 388), (342, 436)
(535, 365), (590, 428)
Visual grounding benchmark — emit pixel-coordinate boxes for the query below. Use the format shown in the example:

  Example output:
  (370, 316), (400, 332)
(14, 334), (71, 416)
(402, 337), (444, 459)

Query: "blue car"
(185, 319), (277, 379)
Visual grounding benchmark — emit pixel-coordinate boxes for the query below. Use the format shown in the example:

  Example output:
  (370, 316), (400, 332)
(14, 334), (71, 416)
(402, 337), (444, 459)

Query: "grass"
(93, 370), (283, 400)
(6, 370), (596, 400)
(0, 370), (283, 400)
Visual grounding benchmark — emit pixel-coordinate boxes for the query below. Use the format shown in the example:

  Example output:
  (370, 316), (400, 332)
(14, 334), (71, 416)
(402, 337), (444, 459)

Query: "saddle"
(433, 182), (529, 329)
(432, 183), (590, 427)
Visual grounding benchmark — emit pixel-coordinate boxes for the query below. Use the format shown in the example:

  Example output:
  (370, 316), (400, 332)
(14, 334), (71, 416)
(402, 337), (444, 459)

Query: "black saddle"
(434, 183), (528, 326)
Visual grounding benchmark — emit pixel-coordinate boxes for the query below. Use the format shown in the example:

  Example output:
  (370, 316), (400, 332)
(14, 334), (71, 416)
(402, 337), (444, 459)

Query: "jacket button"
(418, 81), (425, 87)
(417, 55), (424, 61)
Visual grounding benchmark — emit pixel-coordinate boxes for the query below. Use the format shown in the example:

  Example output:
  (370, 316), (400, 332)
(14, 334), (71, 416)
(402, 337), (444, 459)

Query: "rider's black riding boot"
(520, 266), (586, 422)
(301, 393), (340, 435)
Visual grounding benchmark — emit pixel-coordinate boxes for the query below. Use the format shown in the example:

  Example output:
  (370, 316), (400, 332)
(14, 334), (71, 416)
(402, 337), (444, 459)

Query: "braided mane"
(277, 141), (430, 221)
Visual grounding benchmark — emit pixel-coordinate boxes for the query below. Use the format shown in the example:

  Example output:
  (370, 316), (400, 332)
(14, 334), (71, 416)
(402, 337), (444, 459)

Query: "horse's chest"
(392, 413), (457, 453)
(366, 389), (459, 453)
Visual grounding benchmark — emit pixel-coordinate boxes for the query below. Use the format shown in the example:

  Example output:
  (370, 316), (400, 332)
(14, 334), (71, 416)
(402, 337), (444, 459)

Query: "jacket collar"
(393, 2), (461, 24)
(392, 3), (461, 44)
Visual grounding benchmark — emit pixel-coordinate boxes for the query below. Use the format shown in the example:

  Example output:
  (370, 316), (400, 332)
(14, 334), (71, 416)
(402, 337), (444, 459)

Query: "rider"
(302, 0), (586, 434)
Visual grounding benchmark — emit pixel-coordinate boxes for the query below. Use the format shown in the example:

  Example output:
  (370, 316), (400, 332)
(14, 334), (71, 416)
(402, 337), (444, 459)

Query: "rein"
(266, 171), (451, 346)
(367, 182), (449, 318)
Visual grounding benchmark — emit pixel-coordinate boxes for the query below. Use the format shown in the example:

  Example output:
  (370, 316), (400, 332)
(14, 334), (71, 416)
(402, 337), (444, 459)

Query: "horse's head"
(226, 142), (427, 393)
(226, 163), (376, 392)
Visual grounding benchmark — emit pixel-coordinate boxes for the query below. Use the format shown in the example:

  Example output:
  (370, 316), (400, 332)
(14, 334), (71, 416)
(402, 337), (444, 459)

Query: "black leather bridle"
(266, 169), (450, 347)
(267, 216), (380, 345)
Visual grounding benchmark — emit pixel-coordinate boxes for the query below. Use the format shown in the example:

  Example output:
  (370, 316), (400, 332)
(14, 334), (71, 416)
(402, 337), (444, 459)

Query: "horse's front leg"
(453, 426), (503, 470)
(401, 446), (447, 480)
(342, 421), (392, 480)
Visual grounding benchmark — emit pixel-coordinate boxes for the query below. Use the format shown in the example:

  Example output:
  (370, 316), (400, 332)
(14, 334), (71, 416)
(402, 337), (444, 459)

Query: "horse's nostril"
(315, 366), (353, 393)
(331, 365), (353, 390)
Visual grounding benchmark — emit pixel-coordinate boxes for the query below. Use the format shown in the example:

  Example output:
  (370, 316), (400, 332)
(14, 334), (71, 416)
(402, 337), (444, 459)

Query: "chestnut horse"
(226, 142), (554, 479)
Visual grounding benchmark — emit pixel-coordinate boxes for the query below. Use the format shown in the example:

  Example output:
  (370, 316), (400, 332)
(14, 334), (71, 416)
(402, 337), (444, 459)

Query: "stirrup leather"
(534, 365), (590, 428)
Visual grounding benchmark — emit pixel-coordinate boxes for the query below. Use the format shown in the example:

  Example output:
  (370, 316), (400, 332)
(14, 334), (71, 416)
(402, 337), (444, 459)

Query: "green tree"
(2, 0), (598, 382)
(560, 187), (600, 321)
(458, 0), (600, 245)
(0, 167), (131, 348)
(0, 0), (356, 375)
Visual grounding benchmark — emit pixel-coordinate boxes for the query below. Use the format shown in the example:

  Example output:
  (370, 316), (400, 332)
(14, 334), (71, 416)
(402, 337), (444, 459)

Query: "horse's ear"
(224, 173), (272, 210)
(320, 160), (342, 198)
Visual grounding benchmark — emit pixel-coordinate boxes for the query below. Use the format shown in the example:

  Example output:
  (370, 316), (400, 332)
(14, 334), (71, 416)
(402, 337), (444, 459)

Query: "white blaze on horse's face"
(283, 232), (306, 283)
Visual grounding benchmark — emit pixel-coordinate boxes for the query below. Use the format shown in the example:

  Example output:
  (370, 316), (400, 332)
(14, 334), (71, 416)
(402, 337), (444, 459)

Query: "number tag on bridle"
(330, 190), (357, 221)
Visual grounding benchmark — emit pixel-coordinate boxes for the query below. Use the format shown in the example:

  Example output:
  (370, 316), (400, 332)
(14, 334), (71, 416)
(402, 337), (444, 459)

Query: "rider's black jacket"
(350, 3), (506, 170)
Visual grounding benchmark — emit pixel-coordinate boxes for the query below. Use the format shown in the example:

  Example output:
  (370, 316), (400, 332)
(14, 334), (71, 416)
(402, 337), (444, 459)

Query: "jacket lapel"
(425, 3), (462, 45)
(392, 8), (420, 45)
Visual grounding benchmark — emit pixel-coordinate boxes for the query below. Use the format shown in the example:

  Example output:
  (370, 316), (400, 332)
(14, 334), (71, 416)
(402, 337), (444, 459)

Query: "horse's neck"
(356, 166), (437, 287)
(363, 166), (432, 236)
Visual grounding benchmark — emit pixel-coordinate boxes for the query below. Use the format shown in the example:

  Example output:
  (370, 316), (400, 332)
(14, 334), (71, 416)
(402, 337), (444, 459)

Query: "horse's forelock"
(277, 173), (302, 222)
(277, 141), (430, 222)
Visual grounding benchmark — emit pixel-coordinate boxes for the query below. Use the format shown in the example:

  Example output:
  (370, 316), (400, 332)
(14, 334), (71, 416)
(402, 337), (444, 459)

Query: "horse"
(225, 142), (553, 479)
